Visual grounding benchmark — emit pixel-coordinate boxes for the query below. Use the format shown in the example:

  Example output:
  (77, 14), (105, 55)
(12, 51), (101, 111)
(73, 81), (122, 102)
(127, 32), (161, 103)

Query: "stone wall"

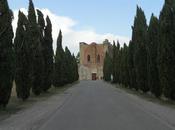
(79, 41), (110, 80)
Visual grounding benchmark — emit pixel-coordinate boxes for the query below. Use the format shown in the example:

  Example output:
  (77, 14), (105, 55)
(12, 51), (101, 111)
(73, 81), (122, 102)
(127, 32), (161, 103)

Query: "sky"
(8, 0), (164, 54)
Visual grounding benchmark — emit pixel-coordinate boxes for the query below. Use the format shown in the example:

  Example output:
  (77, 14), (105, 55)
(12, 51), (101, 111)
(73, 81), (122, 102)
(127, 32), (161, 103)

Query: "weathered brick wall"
(79, 42), (109, 80)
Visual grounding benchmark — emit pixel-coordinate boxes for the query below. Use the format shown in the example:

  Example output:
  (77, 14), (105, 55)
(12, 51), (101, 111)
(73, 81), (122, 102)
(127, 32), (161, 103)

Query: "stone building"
(79, 40), (111, 80)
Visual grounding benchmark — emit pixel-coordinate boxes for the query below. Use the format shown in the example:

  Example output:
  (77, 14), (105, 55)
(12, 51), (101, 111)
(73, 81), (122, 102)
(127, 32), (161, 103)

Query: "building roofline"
(80, 42), (106, 45)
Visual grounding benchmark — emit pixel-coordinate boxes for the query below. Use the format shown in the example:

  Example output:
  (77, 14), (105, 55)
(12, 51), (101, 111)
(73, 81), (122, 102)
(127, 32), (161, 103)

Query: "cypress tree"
(28, 0), (36, 25)
(37, 10), (54, 92)
(116, 41), (121, 84)
(66, 47), (79, 83)
(112, 42), (117, 83)
(118, 47), (123, 84)
(122, 44), (130, 87)
(72, 54), (79, 81)
(54, 30), (66, 87)
(14, 11), (30, 100)
(128, 41), (137, 89)
(103, 52), (112, 81)
(37, 9), (45, 91)
(42, 16), (54, 92)
(0, 0), (14, 107)
(112, 42), (120, 83)
(159, 0), (175, 99)
(103, 52), (108, 81)
(75, 55), (79, 81)
(147, 14), (161, 97)
(132, 6), (149, 92)
(37, 9), (45, 33)
(65, 47), (74, 83)
(28, 0), (44, 95)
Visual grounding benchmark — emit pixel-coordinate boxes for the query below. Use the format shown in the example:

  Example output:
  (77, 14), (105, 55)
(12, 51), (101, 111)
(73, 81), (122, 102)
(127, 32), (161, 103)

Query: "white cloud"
(13, 8), (130, 55)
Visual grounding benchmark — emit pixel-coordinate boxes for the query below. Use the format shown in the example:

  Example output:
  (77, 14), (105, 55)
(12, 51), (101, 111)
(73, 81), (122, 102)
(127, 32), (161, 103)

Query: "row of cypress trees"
(0, 0), (79, 108)
(104, 0), (175, 100)
(0, 0), (14, 108)
(53, 30), (79, 87)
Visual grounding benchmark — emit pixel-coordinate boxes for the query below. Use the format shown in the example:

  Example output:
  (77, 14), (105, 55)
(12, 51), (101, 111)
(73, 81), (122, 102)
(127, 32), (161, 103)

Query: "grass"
(114, 83), (175, 109)
(0, 81), (78, 121)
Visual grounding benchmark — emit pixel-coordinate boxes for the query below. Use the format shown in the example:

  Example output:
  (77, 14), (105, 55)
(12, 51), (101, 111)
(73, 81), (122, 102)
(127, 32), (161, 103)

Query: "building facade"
(79, 40), (111, 80)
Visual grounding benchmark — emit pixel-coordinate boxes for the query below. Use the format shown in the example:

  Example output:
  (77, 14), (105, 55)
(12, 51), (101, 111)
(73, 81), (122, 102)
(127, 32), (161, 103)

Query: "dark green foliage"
(120, 44), (130, 87)
(132, 6), (149, 93)
(73, 54), (79, 81)
(37, 10), (54, 92)
(112, 42), (117, 83)
(54, 30), (67, 87)
(65, 47), (79, 83)
(118, 48), (123, 84)
(54, 30), (79, 87)
(112, 42), (120, 83)
(65, 47), (74, 83)
(158, 0), (175, 99)
(0, 0), (79, 107)
(147, 14), (161, 97)
(103, 1), (175, 100)
(0, 0), (14, 107)
(32, 44), (44, 96)
(108, 42), (130, 87)
(37, 9), (45, 92)
(128, 41), (137, 89)
(118, 45), (129, 86)
(28, 0), (44, 96)
(37, 9), (45, 32)
(2, 0), (175, 108)
(14, 11), (30, 100)
(28, 0), (36, 25)
(103, 52), (112, 81)
(42, 16), (54, 92)
(116, 42), (121, 83)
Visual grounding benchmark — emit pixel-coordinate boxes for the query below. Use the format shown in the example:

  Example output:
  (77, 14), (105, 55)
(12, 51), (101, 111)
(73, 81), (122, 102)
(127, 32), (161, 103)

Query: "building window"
(87, 55), (91, 62)
(97, 55), (100, 63)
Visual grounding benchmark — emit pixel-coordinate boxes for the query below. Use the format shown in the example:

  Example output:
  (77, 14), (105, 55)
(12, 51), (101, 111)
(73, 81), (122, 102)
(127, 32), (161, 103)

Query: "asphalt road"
(39, 81), (175, 130)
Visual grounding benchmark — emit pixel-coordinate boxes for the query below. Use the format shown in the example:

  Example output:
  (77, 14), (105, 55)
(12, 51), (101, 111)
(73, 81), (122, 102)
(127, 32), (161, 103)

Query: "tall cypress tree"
(0, 0), (14, 107)
(122, 44), (130, 87)
(37, 10), (54, 92)
(159, 0), (175, 99)
(54, 30), (66, 87)
(112, 42), (117, 83)
(75, 55), (79, 81)
(14, 11), (30, 100)
(118, 47), (123, 84)
(72, 54), (79, 81)
(116, 41), (121, 84)
(42, 16), (54, 91)
(37, 9), (45, 33)
(28, 0), (43, 95)
(103, 52), (109, 81)
(132, 6), (149, 92)
(65, 47), (73, 83)
(103, 52), (112, 81)
(147, 14), (161, 97)
(37, 9), (45, 91)
(128, 41), (137, 89)
(66, 47), (79, 83)
(112, 42), (120, 83)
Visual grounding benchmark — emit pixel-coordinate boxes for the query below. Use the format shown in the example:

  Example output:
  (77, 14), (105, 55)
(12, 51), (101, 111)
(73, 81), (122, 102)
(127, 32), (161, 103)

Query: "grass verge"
(113, 83), (175, 109)
(0, 81), (78, 121)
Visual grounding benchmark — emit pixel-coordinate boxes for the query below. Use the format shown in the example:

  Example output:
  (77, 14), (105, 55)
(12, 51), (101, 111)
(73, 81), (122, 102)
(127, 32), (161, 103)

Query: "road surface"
(0, 81), (175, 130)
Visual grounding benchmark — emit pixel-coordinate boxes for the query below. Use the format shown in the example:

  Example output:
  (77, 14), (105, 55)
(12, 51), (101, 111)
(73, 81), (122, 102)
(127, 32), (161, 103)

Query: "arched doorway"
(92, 73), (97, 80)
